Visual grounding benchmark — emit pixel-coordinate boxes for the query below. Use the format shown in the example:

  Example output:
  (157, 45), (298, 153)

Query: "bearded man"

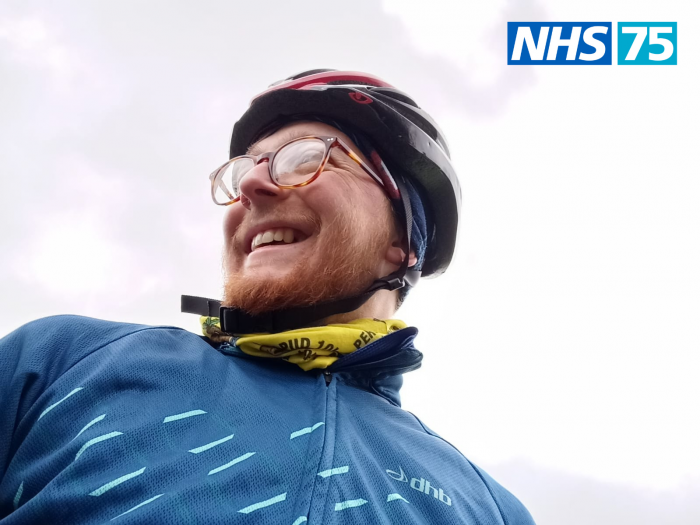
(0, 70), (535, 524)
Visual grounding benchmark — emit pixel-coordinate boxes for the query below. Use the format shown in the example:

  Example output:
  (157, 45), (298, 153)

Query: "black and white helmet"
(230, 69), (461, 278)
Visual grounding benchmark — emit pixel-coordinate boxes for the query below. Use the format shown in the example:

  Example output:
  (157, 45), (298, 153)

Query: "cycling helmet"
(230, 69), (460, 277)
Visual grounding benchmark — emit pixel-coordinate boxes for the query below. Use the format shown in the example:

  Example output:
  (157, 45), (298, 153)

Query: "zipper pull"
(323, 370), (332, 386)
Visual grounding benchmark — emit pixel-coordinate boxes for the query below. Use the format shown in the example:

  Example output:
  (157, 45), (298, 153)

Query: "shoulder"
(1, 314), (194, 383)
(6, 313), (184, 347)
(10, 313), (156, 337)
(1, 314), (203, 415)
(466, 462), (536, 525)
(3, 314), (164, 357)
(410, 414), (536, 525)
(0, 315), (206, 480)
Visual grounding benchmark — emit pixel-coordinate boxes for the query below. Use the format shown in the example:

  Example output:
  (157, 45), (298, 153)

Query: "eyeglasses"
(209, 135), (396, 206)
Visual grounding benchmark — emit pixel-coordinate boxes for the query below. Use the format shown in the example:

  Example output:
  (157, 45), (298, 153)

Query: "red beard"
(222, 205), (394, 316)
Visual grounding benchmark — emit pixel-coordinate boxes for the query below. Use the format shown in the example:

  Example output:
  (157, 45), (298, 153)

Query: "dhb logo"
(386, 466), (452, 506)
(508, 22), (612, 65)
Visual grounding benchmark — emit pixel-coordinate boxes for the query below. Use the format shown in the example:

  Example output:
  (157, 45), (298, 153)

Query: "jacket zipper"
(305, 370), (338, 523)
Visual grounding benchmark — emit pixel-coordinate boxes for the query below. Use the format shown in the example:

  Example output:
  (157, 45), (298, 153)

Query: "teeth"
(251, 228), (300, 252)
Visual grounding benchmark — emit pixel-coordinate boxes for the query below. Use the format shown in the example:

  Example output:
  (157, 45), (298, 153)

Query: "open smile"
(243, 222), (314, 255)
(250, 227), (309, 252)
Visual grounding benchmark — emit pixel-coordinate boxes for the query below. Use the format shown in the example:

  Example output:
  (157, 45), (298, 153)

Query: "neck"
(320, 289), (398, 326)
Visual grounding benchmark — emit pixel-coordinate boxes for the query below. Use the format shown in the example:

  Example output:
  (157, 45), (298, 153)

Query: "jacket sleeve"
(468, 461), (537, 525)
(409, 412), (537, 525)
(0, 315), (147, 480)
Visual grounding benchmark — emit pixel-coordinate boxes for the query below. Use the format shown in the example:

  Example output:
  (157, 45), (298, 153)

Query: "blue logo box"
(618, 22), (677, 65)
(508, 22), (613, 65)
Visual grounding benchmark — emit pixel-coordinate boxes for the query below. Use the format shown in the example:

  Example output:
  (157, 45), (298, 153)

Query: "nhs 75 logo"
(508, 22), (678, 65)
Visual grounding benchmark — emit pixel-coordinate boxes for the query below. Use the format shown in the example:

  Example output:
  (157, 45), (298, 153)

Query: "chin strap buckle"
(383, 277), (406, 291)
(181, 295), (221, 317)
(221, 309), (274, 334)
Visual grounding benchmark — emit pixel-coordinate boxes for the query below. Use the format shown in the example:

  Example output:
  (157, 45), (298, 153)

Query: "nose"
(237, 159), (285, 210)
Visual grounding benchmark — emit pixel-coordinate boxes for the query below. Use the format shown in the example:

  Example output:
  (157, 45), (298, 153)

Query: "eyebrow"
(246, 127), (322, 156)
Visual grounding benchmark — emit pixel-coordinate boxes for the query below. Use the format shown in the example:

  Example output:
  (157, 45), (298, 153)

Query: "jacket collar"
(329, 326), (422, 407)
(329, 326), (422, 374)
(211, 327), (422, 407)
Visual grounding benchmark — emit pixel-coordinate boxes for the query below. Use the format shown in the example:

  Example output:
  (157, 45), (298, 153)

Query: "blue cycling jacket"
(0, 315), (535, 524)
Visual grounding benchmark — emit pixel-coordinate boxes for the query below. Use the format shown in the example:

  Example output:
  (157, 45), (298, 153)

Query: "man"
(0, 70), (535, 524)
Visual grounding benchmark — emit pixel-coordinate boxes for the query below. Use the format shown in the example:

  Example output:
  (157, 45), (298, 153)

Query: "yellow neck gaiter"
(200, 316), (407, 371)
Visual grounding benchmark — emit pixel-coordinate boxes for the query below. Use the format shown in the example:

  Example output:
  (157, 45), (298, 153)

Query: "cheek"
(223, 204), (246, 243)
(308, 171), (384, 218)
(305, 178), (394, 250)
(301, 176), (355, 220)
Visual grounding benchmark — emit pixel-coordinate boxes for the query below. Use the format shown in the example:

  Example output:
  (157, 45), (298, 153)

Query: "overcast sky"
(1, 1), (699, 523)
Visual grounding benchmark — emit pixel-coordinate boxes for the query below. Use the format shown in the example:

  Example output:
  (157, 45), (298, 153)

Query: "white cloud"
(0, 17), (73, 81)
(382, 0), (540, 87)
(13, 210), (135, 296)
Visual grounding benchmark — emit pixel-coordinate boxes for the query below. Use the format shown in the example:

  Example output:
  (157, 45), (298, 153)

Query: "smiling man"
(221, 120), (411, 323)
(0, 70), (535, 524)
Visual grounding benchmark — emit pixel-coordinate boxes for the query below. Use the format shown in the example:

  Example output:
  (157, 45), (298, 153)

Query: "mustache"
(230, 208), (322, 252)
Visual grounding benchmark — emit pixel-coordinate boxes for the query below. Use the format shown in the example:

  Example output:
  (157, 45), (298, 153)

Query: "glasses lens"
(272, 138), (326, 186)
(213, 157), (255, 204)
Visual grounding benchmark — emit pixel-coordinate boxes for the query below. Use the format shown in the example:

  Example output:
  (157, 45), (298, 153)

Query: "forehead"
(246, 121), (362, 157)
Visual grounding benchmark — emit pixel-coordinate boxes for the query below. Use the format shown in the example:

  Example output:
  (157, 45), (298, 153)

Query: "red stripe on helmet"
(251, 71), (394, 103)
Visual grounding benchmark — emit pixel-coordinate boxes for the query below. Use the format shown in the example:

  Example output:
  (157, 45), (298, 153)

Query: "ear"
(385, 238), (418, 268)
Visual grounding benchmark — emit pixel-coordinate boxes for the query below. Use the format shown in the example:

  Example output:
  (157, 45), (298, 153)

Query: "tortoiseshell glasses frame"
(209, 135), (396, 206)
